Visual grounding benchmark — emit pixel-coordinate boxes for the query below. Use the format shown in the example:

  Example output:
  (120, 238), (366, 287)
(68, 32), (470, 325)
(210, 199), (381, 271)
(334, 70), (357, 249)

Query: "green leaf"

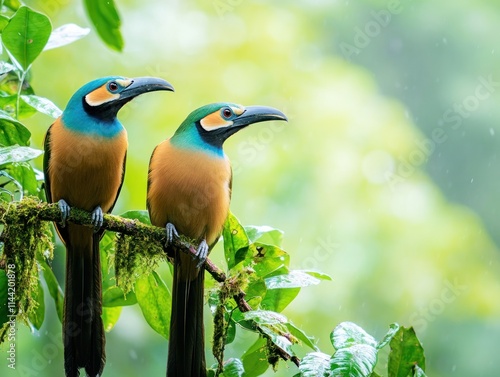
(265, 270), (322, 289)
(245, 225), (284, 247)
(299, 352), (331, 377)
(4, 0), (21, 11)
(286, 322), (318, 351)
(0, 270), (8, 328)
(301, 270), (333, 281)
(120, 209), (151, 224)
(21, 95), (62, 118)
(44, 24), (90, 50)
(99, 232), (117, 291)
(0, 72), (35, 96)
(103, 286), (137, 307)
(241, 337), (269, 377)
(0, 61), (16, 75)
(0, 15), (9, 34)
(0, 146), (42, 166)
(0, 111), (31, 146)
(223, 212), (250, 269)
(259, 325), (294, 356)
(2, 6), (52, 71)
(225, 317), (236, 345)
(135, 271), (171, 339)
(413, 365), (427, 377)
(38, 256), (63, 322)
(329, 344), (377, 377)
(83, 0), (123, 51)
(243, 277), (266, 308)
(377, 323), (400, 349)
(243, 310), (287, 326)
(248, 243), (289, 277)
(6, 162), (40, 197)
(261, 287), (299, 313)
(388, 327), (426, 377)
(331, 322), (378, 350)
(28, 277), (45, 330)
(0, 94), (37, 119)
(223, 358), (245, 377)
(102, 306), (122, 332)
(242, 310), (295, 356)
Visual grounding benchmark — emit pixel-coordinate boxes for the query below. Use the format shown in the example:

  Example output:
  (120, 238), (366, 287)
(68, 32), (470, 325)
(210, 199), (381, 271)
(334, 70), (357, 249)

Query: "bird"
(43, 76), (174, 377)
(147, 102), (287, 377)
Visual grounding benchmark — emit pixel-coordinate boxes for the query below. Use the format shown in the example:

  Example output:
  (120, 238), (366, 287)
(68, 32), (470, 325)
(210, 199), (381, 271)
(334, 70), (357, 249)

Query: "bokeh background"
(4, 0), (500, 376)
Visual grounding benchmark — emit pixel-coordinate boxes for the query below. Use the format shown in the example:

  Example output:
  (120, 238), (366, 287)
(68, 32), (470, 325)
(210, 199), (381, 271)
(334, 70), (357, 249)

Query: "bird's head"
(62, 76), (174, 137)
(172, 103), (288, 156)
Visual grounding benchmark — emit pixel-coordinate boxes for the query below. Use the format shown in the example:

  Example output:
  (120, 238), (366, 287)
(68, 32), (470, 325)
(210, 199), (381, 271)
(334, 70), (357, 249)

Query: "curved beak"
(232, 105), (288, 128)
(120, 77), (174, 100)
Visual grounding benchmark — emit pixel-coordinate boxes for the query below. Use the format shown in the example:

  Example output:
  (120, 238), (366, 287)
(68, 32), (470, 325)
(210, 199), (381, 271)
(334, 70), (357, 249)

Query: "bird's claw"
(194, 239), (208, 269)
(57, 199), (71, 227)
(165, 222), (179, 246)
(91, 206), (104, 232)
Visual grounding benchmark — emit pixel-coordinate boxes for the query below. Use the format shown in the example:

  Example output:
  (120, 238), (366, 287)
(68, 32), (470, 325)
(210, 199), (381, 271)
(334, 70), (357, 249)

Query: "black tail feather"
(63, 226), (105, 377)
(167, 253), (206, 377)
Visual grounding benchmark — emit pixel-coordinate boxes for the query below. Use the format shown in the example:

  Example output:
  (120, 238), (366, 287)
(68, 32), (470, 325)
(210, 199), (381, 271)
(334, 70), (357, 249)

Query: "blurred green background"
(3, 0), (500, 376)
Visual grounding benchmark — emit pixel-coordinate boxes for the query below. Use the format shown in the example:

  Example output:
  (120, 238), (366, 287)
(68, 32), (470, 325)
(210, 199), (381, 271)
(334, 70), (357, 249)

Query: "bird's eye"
(221, 108), (232, 119)
(108, 81), (119, 92)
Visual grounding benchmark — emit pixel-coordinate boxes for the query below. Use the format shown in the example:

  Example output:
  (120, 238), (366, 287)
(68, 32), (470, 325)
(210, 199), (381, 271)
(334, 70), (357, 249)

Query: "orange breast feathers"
(148, 140), (232, 246)
(46, 118), (128, 213)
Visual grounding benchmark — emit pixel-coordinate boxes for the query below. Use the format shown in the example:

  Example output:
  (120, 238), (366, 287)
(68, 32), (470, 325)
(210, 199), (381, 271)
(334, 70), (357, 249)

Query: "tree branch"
(0, 198), (300, 367)
(0, 198), (226, 281)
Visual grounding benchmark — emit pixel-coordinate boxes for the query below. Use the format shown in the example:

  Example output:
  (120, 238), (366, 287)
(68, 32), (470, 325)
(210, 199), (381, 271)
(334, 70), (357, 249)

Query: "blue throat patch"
(62, 109), (124, 139)
(170, 125), (225, 158)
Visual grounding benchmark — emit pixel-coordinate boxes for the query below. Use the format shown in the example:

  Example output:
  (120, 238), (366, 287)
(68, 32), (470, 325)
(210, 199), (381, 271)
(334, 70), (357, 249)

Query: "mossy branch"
(0, 197), (225, 281)
(0, 197), (300, 367)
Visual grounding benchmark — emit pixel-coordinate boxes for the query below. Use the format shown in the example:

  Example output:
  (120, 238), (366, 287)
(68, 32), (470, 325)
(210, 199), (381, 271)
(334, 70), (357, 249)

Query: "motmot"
(43, 76), (174, 377)
(147, 102), (287, 377)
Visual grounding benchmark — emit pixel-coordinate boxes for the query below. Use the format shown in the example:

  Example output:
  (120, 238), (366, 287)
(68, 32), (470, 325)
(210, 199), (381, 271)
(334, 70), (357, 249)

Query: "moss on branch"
(0, 197), (226, 283)
(0, 197), (299, 367)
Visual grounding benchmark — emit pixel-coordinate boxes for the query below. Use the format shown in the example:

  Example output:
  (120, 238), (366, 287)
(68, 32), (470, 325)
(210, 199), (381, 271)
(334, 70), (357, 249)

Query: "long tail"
(167, 252), (206, 377)
(63, 225), (105, 377)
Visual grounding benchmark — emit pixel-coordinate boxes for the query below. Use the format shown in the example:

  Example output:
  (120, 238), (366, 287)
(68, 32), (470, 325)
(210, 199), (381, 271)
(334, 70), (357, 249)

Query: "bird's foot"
(57, 199), (71, 227)
(91, 206), (104, 232)
(165, 222), (179, 246)
(194, 239), (208, 268)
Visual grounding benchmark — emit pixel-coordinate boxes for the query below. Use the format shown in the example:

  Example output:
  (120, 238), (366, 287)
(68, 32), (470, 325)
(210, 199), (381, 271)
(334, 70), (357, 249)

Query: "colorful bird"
(44, 76), (174, 377)
(147, 103), (287, 377)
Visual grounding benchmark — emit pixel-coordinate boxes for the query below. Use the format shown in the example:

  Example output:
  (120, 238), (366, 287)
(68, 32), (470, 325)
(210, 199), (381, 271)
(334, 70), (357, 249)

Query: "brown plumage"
(148, 140), (231, 377)
(44, 119), (127, 377)
(43, 76), (174, 377)
(146, 103), (287, 377)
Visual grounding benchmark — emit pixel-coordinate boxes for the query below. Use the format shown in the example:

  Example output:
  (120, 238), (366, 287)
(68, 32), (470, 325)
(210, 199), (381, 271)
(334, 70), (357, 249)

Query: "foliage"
(0, 2), (436, 377)
(0, 197), (428, 376)
(83, 0), (123, 51)
(0, 2), (86, 343)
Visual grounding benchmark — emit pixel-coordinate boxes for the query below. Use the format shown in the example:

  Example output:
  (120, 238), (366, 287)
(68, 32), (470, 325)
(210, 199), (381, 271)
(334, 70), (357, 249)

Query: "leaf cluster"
(0, 3), (429, 376)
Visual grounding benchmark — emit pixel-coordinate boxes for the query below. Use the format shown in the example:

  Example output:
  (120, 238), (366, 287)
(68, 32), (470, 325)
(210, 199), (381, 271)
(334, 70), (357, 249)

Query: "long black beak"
(232, 105), (288, 128)
(120, 77), (174, 100)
